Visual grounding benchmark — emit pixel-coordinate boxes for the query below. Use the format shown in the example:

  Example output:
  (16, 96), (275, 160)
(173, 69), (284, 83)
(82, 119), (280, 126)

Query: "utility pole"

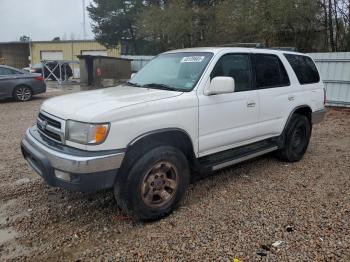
(29, 37), (33, 67)
(82, 0), (87, 39)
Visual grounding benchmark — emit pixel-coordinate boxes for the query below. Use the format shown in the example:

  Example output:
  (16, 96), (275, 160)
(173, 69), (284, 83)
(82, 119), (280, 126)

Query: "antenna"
(82, 0), (86, 39)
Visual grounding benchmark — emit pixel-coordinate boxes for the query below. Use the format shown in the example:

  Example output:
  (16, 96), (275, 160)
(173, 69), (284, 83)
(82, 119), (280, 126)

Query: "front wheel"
(114, 146), (190, 220)
(276, 114), (311, 162)
(14, 86), (32, 102)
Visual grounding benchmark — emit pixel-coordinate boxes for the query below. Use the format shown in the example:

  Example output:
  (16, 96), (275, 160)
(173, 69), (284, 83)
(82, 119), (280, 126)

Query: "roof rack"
(217, 43), (264, 48)
(257, 46), (299, 52)
(217, 43), (299, 52)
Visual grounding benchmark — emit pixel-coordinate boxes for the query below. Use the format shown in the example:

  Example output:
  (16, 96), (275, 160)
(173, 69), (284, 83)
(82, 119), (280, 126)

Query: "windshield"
(128, 52), (213, 91)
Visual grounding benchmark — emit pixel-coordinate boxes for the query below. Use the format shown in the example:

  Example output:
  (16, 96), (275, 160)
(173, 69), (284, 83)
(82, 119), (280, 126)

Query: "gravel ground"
(0, 89), (349, 261)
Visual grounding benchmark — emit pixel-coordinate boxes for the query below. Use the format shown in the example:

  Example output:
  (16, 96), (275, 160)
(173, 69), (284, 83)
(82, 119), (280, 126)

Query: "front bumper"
(312, 108), (326, 125)
(21, 126), (125, 191)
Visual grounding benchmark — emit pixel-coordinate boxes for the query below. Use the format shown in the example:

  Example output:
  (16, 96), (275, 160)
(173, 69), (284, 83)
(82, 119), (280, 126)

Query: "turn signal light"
(94, 125), (109, 144)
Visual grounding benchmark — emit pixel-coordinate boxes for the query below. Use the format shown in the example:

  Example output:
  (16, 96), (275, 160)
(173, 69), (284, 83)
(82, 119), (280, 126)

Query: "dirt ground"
(0, 88), (349, 261)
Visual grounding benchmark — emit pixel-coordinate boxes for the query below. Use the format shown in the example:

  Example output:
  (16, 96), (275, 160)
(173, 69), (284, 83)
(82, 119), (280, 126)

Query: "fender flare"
(121, 128), (197, 171)
(278, 105), (312, 148)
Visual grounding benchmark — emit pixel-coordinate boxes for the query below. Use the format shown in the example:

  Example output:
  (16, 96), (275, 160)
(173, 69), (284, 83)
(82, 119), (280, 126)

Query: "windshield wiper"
(126, 81), (141, 87)
(142, 83), (178, 91)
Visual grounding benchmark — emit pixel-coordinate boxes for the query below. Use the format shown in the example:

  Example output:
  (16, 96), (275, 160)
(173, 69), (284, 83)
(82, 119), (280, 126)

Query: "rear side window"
(254, 54), (290, 88)
(0, 67), (16, 76)
(284, 54), (320, 84)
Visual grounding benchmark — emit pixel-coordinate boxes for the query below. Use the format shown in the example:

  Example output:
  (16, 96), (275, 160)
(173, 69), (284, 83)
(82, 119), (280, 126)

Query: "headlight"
(66, 120), (110, 145)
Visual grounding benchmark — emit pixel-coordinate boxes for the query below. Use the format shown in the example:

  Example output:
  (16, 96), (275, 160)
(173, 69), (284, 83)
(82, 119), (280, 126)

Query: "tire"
(276, 114), (311, 162)
(14, 85), (33, 102)
(114, 146), (190, 220)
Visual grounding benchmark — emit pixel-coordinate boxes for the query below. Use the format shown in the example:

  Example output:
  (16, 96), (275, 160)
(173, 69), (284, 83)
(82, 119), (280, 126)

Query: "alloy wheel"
(141, 161), (178, 208)
(16, 87), (32, 101)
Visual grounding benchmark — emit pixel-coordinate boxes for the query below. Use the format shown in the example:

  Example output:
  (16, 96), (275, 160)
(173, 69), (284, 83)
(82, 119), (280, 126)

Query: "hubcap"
(141, 161), (178, 208)
(16, 87), (31, 101)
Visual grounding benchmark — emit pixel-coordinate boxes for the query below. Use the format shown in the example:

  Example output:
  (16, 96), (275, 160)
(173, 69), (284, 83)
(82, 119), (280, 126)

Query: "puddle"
(0, 199), (28, 260)
(0, 228), (18, 244)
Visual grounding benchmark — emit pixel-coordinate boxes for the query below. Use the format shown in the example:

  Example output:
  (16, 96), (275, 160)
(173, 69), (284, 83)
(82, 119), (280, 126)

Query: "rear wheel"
(276, 114), (311, 162)
(114, 146), (190, 220)
(14, 86), (32, 102)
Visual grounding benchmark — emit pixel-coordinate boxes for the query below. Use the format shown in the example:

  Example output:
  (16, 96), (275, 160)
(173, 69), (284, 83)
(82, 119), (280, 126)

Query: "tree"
(138, 0), (193, 52)
(19, 35), (30, 42)
(88, 0), (350, 53)
(88, 0), (145, 54)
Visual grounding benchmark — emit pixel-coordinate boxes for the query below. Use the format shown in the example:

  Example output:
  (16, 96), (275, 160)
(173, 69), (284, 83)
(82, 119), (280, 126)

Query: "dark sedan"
(0, 65), (46, 102)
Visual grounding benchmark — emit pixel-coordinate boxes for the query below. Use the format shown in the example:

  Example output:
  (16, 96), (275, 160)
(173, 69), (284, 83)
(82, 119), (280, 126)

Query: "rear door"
(253, 53), (295, 139)
(0, 67), (18, 97)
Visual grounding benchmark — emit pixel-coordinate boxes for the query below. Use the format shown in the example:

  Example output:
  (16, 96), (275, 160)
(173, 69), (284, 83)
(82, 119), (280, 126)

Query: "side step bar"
(212, 146), (278, 171)
(196, 137), (280, 173)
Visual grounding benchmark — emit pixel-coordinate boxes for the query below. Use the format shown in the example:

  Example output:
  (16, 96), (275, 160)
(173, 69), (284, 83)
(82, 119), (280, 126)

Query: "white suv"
(21, 47), (325, 220)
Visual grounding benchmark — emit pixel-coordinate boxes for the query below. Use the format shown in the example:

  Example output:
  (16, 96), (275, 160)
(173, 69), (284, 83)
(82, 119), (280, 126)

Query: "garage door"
(41, 51), (63, 61)
(82, 50), (108, 56)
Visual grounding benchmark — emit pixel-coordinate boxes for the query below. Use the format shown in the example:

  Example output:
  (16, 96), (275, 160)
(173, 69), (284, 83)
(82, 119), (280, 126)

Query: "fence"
(309, 52), (350, 107)
(121, 55), (154, 73)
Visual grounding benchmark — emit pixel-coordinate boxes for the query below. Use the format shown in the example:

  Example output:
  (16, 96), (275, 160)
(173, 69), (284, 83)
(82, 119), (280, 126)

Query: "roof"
(0, 41), (29, 45)
(164, 47), (304, 56)
(0, 39), (101, 45)
(77, 55), (130, 61)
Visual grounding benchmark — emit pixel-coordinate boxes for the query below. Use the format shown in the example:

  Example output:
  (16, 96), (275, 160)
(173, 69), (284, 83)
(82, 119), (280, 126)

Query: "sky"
(0, 0), (95, 42)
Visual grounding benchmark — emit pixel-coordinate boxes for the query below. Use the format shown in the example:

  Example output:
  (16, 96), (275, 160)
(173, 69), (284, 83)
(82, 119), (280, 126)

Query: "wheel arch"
(12, 84), (33, 96)
(121, 128), (197, 172)
(278, 105), (312, 148)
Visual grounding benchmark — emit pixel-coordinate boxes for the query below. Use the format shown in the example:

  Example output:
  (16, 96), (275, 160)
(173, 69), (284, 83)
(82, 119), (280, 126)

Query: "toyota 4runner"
(21, 47), (326, 220)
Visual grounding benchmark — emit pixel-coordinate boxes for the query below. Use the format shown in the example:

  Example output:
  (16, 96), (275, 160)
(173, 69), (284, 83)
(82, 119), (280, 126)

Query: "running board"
(212, 146), (278, 171)
(196, 137), (280, 173)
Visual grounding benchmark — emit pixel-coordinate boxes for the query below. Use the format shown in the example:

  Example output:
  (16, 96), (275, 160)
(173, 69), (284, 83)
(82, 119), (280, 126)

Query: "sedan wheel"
(14, 86), (32, 102)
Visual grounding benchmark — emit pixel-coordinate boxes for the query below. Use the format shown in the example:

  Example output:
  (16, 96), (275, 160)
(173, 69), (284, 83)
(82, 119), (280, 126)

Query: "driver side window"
(210, 54), (253, 92)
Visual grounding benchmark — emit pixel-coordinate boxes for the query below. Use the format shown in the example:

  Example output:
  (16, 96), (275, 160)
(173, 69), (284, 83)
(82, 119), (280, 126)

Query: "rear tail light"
(35, 76), (44, 81)
(323, 88), (326, 105)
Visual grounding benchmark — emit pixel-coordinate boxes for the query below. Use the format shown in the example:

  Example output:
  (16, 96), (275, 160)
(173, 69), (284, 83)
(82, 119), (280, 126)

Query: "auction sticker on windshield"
(181, 56), (205, 63)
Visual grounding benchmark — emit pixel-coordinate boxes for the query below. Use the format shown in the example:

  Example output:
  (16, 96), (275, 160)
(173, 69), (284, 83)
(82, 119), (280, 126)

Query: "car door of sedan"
(0, 67), (17, 98)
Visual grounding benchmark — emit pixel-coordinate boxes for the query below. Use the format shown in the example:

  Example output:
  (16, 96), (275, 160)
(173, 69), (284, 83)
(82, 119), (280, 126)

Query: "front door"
(198, 53), (259, 157)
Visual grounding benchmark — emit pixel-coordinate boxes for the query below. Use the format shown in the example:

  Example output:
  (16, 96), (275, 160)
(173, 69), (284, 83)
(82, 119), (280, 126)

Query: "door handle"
(247, 101), (256, 108)
(288, 96), (295, 101)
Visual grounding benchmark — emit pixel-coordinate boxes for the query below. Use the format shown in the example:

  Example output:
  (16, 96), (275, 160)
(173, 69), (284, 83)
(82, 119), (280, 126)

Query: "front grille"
(37, 124), (62, 141)
(37, 112), (64, 143)
(38, 113), (61, 129)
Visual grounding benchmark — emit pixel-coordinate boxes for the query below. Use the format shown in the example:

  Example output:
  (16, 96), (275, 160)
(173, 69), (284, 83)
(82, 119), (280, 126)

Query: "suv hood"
(41, 85), (183, 122)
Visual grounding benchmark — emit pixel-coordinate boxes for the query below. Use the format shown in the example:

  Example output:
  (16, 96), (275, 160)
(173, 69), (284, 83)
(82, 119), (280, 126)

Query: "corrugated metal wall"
(123, 53), (350, 107)
(0, 43), (29, 69)
(309, 52), (350, 107)
(121, 55), (154, 72)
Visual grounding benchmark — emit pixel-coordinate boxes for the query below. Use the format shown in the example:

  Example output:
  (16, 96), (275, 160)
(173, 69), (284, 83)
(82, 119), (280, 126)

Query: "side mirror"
(205, 76), (235, 95)
(130, 73), (136, 79)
